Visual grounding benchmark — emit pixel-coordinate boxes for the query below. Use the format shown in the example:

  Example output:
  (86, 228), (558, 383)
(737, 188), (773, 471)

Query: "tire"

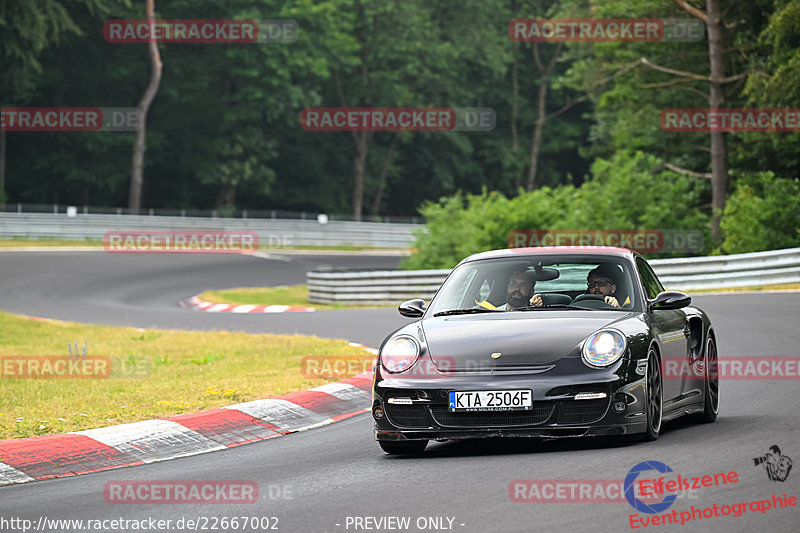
(379, 440), (428, 455)
(694, 335), (719, 423)
(642, 347), (663, 442)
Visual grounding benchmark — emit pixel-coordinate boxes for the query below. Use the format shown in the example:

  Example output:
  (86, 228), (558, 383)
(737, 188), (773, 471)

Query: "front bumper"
(373, 356), (648, 441)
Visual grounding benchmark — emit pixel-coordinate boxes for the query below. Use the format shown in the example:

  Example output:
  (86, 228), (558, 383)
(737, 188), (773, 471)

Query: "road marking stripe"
(262, 305), (290, 313)
(185, 296), (315, 313)
(0, 434), (142, 481)
(310, 382), (371, 405)
(0, 462), (37, 486)
(165, 408), (282, 447)
(0, 346), (378, 485)
(74, 420), (225, 463)
(223, 398), (331, 433)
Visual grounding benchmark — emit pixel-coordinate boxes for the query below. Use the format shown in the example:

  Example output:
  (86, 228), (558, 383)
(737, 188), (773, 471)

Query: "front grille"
(547, 384), (610, 396)
(556, 399), (610, 424)
(445, 365), (555, 375)
(429, 402), (554, 427)
(385, 404), (430, 428)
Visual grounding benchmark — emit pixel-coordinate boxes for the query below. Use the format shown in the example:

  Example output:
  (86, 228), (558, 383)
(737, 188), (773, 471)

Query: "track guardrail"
(307, 247), (800, 304)
(0, 213), (421, 249)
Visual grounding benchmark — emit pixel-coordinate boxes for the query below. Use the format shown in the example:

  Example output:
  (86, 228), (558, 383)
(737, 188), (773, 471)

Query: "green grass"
(198, 285), (392, 309)
(0, 312), (372, 439)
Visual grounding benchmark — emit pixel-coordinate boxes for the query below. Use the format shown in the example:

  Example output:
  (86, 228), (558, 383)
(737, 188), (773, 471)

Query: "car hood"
(422, 311), (630, 370)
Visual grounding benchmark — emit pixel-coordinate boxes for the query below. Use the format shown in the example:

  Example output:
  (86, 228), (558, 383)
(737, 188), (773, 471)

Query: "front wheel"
(694, 336), (719, 423)
(642, 347), (663, 442)
(379, 440), (428, 455)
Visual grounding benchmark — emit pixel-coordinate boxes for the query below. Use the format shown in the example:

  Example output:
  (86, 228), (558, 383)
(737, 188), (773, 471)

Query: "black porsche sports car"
(372, 246), (719, 454)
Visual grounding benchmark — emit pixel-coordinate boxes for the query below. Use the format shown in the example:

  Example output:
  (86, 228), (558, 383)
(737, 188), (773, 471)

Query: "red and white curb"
(348, 342), (379, 355)
(184, 295), (315, 313)
(0, 371), (373, 486)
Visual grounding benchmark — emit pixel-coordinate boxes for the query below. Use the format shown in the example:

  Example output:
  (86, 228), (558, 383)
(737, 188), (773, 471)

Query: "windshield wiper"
(433, 308), (502, 317)
(515, 304), (595, 311)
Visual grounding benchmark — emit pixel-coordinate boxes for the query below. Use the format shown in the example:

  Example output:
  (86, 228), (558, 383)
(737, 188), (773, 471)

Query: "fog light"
(373, 406), (385, 419)
(613, 401), (626, 413)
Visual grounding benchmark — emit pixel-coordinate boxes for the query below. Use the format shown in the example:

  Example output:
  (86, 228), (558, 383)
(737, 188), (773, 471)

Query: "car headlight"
(380, 336), (420, 373)
(582, 330), (627, 367)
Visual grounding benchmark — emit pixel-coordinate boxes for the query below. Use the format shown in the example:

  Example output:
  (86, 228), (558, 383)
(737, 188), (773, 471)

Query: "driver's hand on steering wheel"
(529, 294), (543, 307)
(604, 296), (620, 308)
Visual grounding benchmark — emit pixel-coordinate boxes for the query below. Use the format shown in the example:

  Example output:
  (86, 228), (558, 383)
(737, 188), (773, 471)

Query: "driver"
(584, 264), (628, 308)
(476, 267), (543, 310)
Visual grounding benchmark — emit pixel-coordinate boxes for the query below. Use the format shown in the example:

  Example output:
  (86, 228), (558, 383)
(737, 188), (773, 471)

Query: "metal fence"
(307, 247), (800, 304)
(3, 210), (797, 298)
(653, 247), (800, 290)
(308, 269), (448, 304)
(0, 203), (424, 224)
(0, 212), (422, 248)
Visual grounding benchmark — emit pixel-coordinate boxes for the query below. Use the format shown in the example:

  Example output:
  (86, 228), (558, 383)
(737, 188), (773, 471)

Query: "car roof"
(461, 246), (637, 264)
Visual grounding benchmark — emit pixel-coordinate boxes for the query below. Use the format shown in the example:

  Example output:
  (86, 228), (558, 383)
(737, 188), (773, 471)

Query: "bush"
(719, 172), (800, 254)
(403, 151), (712, 269)
(402, 190), (511, 270)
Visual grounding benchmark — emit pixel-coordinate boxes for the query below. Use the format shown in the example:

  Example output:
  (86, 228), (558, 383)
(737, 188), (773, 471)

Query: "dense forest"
(1, 1), (798, 254)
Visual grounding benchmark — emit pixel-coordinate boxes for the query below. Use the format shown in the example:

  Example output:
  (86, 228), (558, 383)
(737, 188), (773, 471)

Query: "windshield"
(426, 255), (638, 315)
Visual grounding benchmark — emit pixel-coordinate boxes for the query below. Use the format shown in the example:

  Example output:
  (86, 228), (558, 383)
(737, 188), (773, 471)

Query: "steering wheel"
(571, 293), (617, 309)
(571, 294), (605, 303)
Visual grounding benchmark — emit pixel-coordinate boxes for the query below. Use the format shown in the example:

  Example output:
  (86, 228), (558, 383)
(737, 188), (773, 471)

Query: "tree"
(403, 151), (711, 269)
(563, 0), (776, 244)
(674, 0), (728, 243)
(127, 0), (162, 211)
(525, 42), (563, 190)
(0, 0), (113, 201)
(5, 0), (791, 234)
(291, 0), (482, 219)
(744, 0), (800, 106)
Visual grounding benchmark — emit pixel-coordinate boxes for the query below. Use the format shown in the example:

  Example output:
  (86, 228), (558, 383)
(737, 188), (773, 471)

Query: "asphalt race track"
(0, 251), (406, 346)
(1, 251), (799, 532)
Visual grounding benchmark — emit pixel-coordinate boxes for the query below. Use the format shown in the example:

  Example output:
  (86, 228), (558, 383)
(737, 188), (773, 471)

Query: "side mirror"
(398, 298), (426, 318)
(649, 291), (691, 312)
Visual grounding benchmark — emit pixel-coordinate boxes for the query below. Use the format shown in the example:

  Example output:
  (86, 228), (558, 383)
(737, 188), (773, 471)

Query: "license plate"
(448, 390), (532, 412)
